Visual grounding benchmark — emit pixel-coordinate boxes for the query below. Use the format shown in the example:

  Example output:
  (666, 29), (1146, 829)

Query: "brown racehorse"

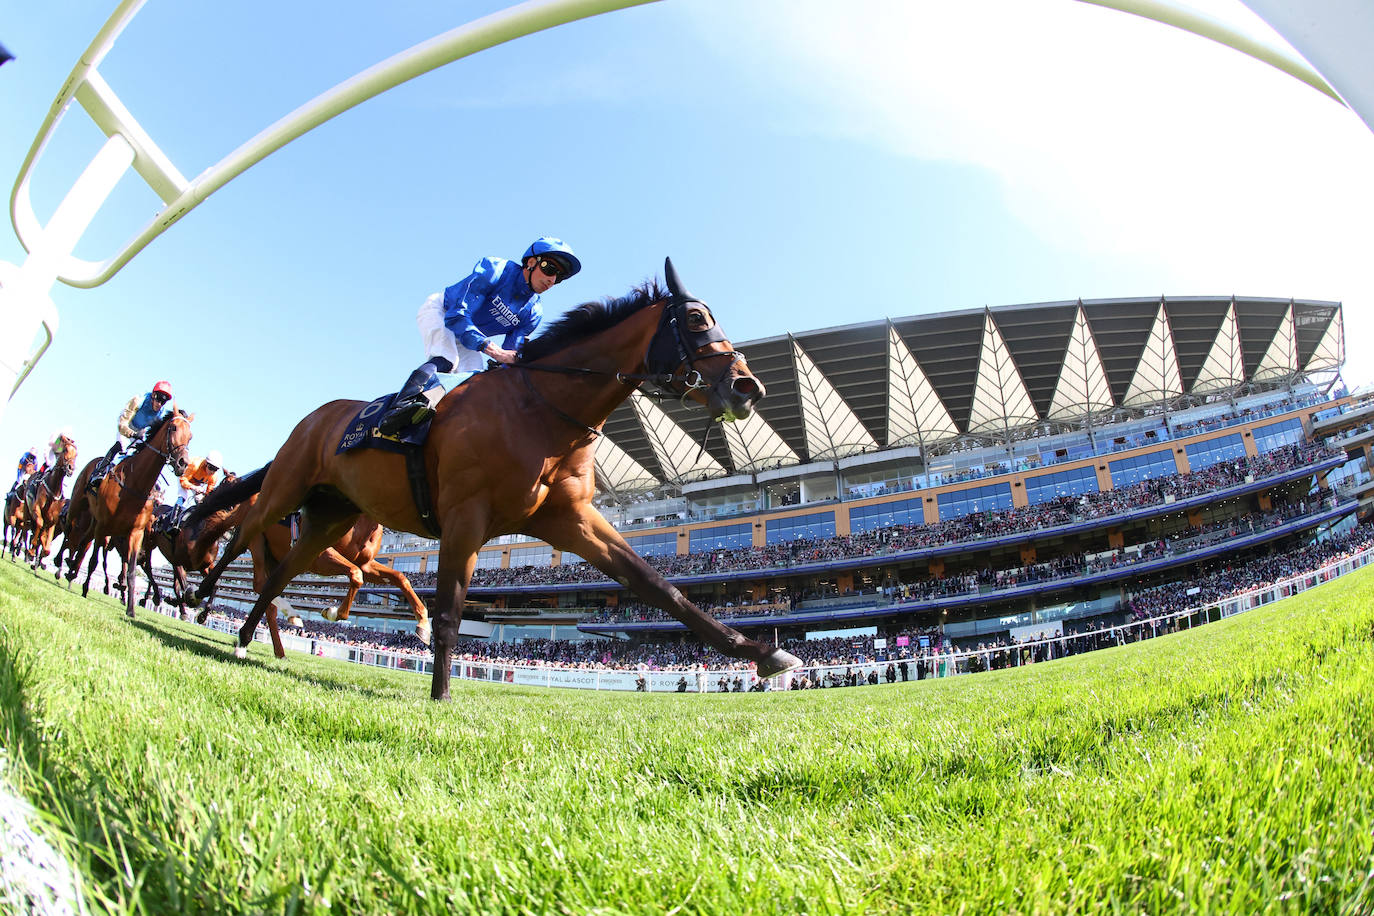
(191, 260), (801, 699)
(23, 440), (78, 573)
(67, 413), (192, 616)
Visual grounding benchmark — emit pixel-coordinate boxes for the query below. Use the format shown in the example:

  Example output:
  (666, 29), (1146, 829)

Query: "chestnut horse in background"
(169, 487), (430, 642)
(191, 259), (801, 699)
(24, 438), (78, 573)
(66, 413), (192, 617)
(247, 511), (431, 644)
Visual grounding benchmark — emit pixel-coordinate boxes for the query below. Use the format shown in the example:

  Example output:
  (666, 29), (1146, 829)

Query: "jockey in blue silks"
(15, 447), (38, 486)
(90, 380), (176, 489)
(378, 237), (582, 436)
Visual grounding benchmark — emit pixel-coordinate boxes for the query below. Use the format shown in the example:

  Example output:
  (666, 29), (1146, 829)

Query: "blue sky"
(3, 0), (1372, 478)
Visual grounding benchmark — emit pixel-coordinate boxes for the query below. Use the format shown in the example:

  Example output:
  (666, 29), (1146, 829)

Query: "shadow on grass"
(4, 559), (418, 701)
(121, 614), (423, 700)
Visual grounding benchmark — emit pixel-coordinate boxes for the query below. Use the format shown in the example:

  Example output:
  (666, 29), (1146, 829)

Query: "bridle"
(516, 259), (752, 437)
(138, 416), (191, 478)
(516, 297), (746, 438)
(629, 294), (744, 401)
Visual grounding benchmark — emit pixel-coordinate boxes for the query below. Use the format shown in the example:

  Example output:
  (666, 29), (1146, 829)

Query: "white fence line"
(178, 545), (1374, 692)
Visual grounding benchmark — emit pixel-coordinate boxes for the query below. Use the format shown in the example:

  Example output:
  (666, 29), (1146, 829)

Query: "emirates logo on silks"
(488, 296), (519, 326)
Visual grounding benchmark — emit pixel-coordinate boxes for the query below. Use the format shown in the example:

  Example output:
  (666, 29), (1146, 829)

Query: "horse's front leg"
(172, 566), (189, 619)
(429, 531), (482, 701)
(527, 506), (801, 679)
(122, 530), (146, 619)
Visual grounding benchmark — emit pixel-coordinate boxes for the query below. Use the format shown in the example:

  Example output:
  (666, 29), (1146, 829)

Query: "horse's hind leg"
(234, 496), (360, 660)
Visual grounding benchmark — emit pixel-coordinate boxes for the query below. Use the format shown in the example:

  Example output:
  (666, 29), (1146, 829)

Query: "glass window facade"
(690, 523), (753, 554)
(1024, 465), (1100, 505)
(765, 511), (837, 544)
(626, 531), (678, 558)
(936, 482), (1013, 521)
(475, 550), (503, 570)
(391, 555), (422, 572)
(1252, 417), (1305, 453)
(509, 545), (553, 568)
(1185, 433), (1247, 470)
(1109, 449), (1177, 487)
(849, 497), (924, 534)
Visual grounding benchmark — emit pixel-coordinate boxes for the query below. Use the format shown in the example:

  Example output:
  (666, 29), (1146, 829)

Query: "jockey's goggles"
(535, 257), (567, 281)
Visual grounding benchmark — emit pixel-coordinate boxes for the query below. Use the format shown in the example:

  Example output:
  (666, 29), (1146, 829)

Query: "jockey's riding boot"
(377, 365), (439, 436)
(89, 440), (121, 491)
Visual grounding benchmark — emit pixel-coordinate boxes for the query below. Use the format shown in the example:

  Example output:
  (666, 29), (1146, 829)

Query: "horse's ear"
(664, 257), (694, 302)
(185, 411), (195, 422)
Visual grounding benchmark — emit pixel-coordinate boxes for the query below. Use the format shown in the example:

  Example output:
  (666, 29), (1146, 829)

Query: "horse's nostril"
(733, 376), (765, 402)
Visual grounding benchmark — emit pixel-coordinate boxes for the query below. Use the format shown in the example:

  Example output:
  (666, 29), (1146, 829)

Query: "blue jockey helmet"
(522, 237), (581, 280)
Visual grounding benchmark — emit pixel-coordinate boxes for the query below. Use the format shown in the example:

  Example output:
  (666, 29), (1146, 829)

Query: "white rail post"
(0, 135), (134, 407)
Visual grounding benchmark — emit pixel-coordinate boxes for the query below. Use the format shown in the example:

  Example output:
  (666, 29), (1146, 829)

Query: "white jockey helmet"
(205, 450), (224, 468)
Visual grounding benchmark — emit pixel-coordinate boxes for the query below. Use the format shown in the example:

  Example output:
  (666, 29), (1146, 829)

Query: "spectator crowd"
(198, 521), (1374, 692)
(395, 442), (1340, 592)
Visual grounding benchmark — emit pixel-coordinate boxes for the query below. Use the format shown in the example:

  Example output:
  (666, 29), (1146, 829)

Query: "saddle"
(336, 389), (442, 537)
(152, 503), (178, 536)
(335, 390), (437, 456)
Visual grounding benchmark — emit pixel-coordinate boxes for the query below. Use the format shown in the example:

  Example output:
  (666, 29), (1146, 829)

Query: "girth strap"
(406, 446), (441, 538)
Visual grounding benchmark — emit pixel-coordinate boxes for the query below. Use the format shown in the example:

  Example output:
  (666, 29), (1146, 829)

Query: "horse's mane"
(518, 281), (666, 363)
(184, 463), (270, 529)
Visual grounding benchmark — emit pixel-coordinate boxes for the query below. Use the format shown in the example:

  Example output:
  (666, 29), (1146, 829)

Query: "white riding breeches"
(417, 293), (485, 373)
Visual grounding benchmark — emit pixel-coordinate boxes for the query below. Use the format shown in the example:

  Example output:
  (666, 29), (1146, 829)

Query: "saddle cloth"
(336, 393), (433, 456)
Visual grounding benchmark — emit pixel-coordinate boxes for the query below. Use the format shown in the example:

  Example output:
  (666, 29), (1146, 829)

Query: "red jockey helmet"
(152, 380), (173, 397)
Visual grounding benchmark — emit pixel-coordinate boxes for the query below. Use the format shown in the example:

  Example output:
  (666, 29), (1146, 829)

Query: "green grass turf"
(0, 557), (1372, 915)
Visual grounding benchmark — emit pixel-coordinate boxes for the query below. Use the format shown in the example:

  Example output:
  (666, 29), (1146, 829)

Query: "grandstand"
(187, 293), (1368, 661)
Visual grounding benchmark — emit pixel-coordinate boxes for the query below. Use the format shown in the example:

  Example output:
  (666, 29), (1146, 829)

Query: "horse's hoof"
(125, 608), (136, 620)
(321, 606), (339, 622)
(287, 615), (304, 628)
(195, 609), (209, 625)
(416, 622), (432, 646)
(757, 648), (802, 679)
(232, 644), (247, 660)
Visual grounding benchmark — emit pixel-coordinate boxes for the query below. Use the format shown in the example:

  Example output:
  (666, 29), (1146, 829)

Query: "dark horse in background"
(191, 259), (801, 699)
(4, 483), (28, 560)
(135, 471), (240, 616)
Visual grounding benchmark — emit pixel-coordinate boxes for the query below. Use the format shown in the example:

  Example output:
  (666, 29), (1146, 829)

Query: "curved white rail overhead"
(0, 0), (658, 415)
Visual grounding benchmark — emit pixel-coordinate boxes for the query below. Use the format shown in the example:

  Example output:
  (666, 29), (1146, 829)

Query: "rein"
(518, 368), (602, 439)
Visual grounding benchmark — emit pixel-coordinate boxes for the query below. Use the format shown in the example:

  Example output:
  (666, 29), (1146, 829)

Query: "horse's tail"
(186, 462), (272, 527)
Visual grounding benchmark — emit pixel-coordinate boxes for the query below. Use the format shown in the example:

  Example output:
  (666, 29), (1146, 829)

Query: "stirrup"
(377, 398), (433, 436)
